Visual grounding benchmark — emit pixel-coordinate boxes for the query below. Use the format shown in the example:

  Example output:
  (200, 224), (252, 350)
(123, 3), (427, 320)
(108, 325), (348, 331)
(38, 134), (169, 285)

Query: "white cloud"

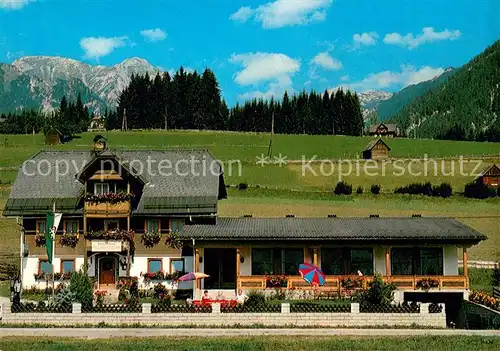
(229, 6), (254, 22)
(230, 0), (333, 29)
(336, 65), (444, 92)
(230, 52), (300, 85)
(383, 27), (461, 49)
(0, 0), (32, 10)
(340, 74), (350, 81)
(311, 52), (342, 70)
(238, 75), (294, 100)
(80, 36), (128, 60)
(140, 28), (167, 42)
(231, 52), (299, 100)
(353, 32), (378, 48)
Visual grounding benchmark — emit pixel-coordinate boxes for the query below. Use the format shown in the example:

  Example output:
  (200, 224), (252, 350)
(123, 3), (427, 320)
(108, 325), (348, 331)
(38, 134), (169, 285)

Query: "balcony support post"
(83, 213), (88, 275)
(313, 247), (318, 267)
(463, 247), (469, 289)
(236, 248), (241, 289)
(385, 247), (391, 277)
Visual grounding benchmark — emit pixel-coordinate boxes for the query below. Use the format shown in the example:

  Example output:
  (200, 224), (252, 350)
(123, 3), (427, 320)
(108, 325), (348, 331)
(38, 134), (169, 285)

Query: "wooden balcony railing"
(237, 275), (467, 291)
(84, 201), (131, 218)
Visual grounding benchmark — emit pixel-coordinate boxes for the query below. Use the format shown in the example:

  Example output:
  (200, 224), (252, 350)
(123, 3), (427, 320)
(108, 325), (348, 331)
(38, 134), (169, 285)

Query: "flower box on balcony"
(265, 275), (288, 288)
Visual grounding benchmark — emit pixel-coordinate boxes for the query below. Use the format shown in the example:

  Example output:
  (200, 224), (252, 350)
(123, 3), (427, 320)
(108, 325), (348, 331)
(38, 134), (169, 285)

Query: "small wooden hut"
(368, 123), (400, 138)
(44, 127), (62, 145)
(475, 164), (500, 187)
(362, 138), (390, 160)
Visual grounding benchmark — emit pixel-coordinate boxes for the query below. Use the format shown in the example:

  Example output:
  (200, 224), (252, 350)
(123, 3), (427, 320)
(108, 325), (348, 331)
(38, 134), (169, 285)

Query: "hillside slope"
(394, 40), (500, 139)
(377, 68), (455, 121)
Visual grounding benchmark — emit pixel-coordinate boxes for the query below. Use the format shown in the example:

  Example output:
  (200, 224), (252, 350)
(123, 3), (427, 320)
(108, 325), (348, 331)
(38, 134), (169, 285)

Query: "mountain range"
(0, 56), (158, 114)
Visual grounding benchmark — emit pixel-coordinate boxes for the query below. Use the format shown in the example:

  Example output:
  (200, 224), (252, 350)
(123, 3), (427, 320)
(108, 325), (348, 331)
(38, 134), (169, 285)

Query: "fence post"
(281, 303), (290, 314)
(212, 302), (220, 314)
(420, 303), (429, 314)
(72, 303), (81, 314)
(351, 303), (359, 314)
(142, 303), (151, 314)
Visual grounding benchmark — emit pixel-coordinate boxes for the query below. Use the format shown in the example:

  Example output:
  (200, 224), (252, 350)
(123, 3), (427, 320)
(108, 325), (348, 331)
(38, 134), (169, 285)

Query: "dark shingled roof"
(180, 217), (487, 242)
(4, 149), (224, 216)
(369, 123), (398, 134)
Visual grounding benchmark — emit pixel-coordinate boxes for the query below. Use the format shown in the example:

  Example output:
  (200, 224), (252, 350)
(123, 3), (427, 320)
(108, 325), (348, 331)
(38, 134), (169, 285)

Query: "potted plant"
(266, 275), (288, 288)
(35, 233), (46, 247)
(141, 230), (161, 248)
(94, 290), (108, 306)
(84, 192), (134, 204)
(59, 231), (79, 248)
(165, 230), (182, 249)
(416, 277), (439, 290)
(142, 271), (165, 282)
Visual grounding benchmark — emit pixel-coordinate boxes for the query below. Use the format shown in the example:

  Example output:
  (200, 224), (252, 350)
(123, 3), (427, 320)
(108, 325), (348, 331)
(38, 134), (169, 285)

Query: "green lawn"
(1, 130), (499, 168)
(0, 336), (499, 351)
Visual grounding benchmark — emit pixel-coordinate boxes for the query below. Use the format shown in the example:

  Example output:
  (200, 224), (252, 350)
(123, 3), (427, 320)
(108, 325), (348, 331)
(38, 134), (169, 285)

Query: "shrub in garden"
(359, 273), (396, 306)
(356, 186), (363, 194)
(432, 183), (453, 198)
(395, 182), (432, 196)
(237, 182), (248, 190)
(51, 286), (76, 309)
(69, 270), (93, 309)
(464, 182), (496, 199)
(334, 181), (352, 195)
(130, 281), (139, 299)
(153, 283), (170, 299)
(370, 184), (381, 195)
(245, 291), (266, 307)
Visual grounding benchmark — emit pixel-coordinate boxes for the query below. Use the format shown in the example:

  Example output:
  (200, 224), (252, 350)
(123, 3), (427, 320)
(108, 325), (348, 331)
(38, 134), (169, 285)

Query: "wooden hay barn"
(475, 164), (500, 187)
(362, 138), (390, 160)
(44, 127), (62, 145)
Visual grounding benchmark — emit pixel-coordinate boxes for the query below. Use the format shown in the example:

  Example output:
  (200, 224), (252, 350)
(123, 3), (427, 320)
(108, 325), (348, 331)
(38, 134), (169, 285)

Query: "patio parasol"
(299, 263), (326, 286)
(178, 272), (210, 281)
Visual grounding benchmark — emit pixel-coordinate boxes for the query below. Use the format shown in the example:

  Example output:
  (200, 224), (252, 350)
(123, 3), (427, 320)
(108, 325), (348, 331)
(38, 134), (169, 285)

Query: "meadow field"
(0, 336), (499, 351)
(0, 130), (499, 266)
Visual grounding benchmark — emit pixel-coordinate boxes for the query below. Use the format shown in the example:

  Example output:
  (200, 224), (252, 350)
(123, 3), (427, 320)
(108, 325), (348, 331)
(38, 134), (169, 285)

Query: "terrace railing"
(238, 275), (467, 291)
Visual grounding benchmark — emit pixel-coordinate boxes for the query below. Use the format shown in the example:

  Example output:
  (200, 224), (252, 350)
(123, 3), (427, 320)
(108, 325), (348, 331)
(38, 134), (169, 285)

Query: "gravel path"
(0, 328), (499, 339)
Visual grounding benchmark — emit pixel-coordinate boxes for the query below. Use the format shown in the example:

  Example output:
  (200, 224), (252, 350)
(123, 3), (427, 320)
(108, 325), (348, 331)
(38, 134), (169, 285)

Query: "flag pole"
(52, 202), (55, 298)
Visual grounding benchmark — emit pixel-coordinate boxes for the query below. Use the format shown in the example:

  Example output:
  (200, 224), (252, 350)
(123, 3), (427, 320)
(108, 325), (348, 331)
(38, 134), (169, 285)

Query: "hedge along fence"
(6, 302), (444, 315)
(1, 302), (446, 328)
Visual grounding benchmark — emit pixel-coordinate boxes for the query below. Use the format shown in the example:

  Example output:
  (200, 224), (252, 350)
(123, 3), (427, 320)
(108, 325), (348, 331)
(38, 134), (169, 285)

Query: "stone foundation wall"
(0, 303), (446, 328)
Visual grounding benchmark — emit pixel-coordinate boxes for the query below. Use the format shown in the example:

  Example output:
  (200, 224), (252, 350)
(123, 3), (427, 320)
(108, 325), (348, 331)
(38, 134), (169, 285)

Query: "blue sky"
(0, 0), (499, 105)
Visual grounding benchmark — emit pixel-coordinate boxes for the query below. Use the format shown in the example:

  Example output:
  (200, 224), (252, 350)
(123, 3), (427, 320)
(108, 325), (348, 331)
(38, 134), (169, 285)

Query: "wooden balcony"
(84, 201), (131, 218)
(237, 275), (467, 291)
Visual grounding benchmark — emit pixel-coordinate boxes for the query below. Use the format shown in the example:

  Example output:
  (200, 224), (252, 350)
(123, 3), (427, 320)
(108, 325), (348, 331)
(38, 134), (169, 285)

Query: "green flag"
(46, 211), (62, 264)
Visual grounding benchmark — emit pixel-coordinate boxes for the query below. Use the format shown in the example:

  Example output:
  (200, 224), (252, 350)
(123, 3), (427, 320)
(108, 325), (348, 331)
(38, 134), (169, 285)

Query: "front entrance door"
(204, 248), (236, 289)
(99, 257), (116, 288)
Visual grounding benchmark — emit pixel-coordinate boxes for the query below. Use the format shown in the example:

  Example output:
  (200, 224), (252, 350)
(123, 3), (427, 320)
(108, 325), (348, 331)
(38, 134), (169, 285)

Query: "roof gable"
(364, 138), (391, 151)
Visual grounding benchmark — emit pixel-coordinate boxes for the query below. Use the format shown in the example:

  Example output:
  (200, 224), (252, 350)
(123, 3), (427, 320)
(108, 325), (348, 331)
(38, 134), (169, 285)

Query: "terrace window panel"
(282, 249), (304, 275)
(61, 260), (75, 273)
(146, 220), (160, 232)
(65, 221), (78, 234)
(40, 260), (53, 274)
(94, 183), (110, 195)
(37, 220), (47, 234)
(419, 248), (443, 275)
(252, 249), (274, 275)
(171, 219), (183, 232)
(148, 259), (162, 273)
(321, 249), (345, 275)
(171, 259), (184, 273)
(350, 249), (373, 275)
(391, 248), (414, 275)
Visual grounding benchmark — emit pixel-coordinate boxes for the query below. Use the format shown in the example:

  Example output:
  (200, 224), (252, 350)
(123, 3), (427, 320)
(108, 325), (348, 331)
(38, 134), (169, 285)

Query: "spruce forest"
(0, 67), (364, 137)
(107, 67), (364, 136)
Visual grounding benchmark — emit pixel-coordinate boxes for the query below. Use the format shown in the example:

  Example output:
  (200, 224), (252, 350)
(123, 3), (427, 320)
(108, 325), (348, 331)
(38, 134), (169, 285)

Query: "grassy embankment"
(0, 336), (500, 351)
